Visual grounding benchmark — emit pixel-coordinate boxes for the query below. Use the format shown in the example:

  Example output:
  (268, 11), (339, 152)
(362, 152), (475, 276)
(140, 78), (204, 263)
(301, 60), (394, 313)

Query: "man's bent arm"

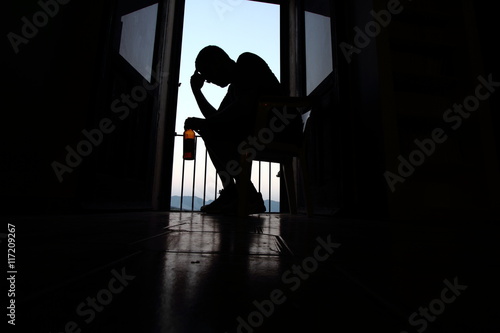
(191, 72), (217, 118)
(193, 89), (217, 118)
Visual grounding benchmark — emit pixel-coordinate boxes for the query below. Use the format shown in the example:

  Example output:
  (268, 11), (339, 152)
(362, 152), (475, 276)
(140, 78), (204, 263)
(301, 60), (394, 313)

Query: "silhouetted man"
(184, 45), (301, 214)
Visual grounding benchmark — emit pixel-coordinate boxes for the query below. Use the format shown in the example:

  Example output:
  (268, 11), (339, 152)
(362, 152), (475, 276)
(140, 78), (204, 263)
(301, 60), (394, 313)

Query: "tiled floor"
(9, 212), (500, 332)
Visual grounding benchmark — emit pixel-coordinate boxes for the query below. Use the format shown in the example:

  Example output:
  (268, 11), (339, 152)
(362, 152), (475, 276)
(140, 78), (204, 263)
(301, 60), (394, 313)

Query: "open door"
(78, 0), (184, 210)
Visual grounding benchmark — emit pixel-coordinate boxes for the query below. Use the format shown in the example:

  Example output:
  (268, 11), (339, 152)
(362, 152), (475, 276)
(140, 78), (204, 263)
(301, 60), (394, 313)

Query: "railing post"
(172, 134), (280, 212)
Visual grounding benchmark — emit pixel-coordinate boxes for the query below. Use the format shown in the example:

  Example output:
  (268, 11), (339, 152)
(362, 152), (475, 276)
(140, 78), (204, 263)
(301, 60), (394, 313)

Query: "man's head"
(195, 46), (235, 88)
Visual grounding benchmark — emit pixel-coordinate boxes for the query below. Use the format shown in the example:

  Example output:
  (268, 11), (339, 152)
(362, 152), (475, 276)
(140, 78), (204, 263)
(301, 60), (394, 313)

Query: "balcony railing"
(170, 134), (280, 212)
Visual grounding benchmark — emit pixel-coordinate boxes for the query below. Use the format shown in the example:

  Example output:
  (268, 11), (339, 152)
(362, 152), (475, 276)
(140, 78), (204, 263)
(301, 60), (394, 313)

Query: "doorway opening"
(169, 0), (281, 212)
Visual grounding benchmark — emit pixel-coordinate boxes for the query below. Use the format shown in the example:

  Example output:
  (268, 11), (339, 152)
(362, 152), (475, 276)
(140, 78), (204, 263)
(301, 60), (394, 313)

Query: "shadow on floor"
(9, 212), (500, 332)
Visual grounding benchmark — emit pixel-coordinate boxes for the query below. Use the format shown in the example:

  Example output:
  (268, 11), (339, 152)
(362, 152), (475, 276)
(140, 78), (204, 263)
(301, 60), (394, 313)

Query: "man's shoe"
(223, 191), (267, 215)
(201, 186), (236, 214)
(247, 192), (266, 214)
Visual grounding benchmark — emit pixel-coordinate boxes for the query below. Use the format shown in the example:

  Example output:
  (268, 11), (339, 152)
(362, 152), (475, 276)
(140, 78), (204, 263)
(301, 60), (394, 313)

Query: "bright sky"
(175, 0), (281, 132)
(170, 0), (282, 206)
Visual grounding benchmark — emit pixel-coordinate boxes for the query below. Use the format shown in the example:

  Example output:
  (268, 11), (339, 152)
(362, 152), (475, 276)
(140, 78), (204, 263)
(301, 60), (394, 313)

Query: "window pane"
(305, 10), (333, 94)
(119, 4), (158, 82)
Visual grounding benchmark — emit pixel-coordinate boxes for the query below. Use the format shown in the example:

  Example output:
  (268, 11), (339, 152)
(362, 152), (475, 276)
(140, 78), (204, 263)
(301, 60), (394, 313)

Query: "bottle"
(183, 129), (196, 160)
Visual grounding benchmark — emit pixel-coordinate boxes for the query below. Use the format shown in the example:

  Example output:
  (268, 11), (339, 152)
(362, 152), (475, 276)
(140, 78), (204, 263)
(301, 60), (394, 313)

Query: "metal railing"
(171, 134), (280, 212)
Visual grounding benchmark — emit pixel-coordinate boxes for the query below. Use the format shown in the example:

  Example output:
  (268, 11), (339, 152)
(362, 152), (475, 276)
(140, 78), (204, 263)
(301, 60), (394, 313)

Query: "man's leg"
(199, 132), (264, 214)
(197, 131), (240, 212)
(202, 135), (238, 188)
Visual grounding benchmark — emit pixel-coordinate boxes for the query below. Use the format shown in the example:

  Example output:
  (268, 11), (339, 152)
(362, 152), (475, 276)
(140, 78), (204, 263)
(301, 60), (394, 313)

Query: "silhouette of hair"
(195, 45), (231, 74)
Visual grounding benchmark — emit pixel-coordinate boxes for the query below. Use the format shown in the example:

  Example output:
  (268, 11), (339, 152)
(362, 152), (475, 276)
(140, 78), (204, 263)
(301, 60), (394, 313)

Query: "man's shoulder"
(236, 52), (265, 65)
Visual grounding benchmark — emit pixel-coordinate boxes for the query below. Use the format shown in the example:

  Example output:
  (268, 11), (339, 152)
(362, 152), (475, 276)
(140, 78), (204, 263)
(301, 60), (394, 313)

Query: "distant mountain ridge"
(170, 196), (213, 211)
(170, 195), (280, 212)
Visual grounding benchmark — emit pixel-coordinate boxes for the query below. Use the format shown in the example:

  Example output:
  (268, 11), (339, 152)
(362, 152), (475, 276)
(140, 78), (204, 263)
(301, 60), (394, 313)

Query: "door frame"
(151, 0), (185, 210)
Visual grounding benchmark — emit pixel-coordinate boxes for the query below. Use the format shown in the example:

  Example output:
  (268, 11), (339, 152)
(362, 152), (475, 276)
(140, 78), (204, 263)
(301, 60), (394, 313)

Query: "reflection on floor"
(13, 212), (499, 332)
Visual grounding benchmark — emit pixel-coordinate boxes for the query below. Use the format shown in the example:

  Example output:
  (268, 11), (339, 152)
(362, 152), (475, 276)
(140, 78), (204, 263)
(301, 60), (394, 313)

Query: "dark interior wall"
(385, 0), (500, 219)
(322, 0), (499, 219)
(4, 0), (112, 212)
(474, 1), (500, 160)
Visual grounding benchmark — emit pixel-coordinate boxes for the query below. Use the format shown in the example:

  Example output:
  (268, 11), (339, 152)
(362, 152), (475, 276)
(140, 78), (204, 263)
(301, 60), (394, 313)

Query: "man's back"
(215, 52), (288, 139)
